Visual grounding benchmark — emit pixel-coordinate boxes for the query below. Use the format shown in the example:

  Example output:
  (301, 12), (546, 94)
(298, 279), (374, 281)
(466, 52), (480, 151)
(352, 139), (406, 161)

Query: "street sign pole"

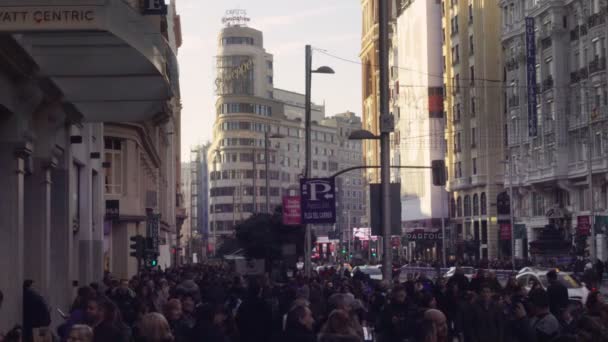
(304, 45), (312, 277)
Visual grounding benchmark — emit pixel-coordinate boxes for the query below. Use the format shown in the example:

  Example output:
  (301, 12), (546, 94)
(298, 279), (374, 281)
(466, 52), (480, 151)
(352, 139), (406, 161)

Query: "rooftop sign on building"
(222, 9), (249, 27)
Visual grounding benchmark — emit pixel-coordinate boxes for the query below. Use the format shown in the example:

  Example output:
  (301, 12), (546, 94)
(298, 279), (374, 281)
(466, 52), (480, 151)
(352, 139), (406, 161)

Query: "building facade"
(392, 0), (449, 260)
(208, 18), (364, 251)
(501, 0), (608, 259)
(443, 0), (504, 259)
(0, 0), (183, 329)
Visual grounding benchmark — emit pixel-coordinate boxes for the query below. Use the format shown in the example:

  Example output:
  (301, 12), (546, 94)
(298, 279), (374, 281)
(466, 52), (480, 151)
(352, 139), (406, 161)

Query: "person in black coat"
(281, 305), (316, 342)
(377, 286), (418, 341)
(236, 282), (273, 342)
(546, 270), (569, 317)
(22, 280), (51, 342)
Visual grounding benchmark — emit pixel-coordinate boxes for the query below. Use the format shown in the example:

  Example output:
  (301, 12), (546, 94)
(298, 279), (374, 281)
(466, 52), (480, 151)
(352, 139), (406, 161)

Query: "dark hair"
(528, 288), (549, 308)
(547, 270), (558, 281)
(72, 286), (96, 312)
(586, 291), (602, 312)
(419, 291), (436, 308)
(414, 318), (436, 342)
(0, 289), (3, 303)
(286, 304), (309, 332)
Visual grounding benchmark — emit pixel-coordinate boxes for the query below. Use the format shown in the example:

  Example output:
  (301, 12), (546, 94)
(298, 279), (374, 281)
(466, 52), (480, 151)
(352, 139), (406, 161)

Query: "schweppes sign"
(0, 7), (101, 31)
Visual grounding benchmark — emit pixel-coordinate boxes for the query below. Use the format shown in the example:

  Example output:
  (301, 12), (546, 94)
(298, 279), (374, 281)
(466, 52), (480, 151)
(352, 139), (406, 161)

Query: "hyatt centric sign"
(0, 7), (101, 31)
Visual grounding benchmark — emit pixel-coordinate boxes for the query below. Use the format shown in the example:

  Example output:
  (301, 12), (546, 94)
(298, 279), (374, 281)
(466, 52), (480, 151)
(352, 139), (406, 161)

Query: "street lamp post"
(304, 44), (335, 277)
(265, 132), (285, 214)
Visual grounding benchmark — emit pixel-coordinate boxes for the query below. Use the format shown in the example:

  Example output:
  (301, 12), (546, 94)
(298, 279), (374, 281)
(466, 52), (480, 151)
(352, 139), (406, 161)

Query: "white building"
(208, 16), (364, 250)
(501, 0), (607, 259)
(391, 0), (448, 259)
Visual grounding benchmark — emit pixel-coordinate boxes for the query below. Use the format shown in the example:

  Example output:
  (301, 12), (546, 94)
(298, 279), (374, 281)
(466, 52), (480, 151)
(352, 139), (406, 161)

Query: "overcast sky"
(177, 0), (362, 160)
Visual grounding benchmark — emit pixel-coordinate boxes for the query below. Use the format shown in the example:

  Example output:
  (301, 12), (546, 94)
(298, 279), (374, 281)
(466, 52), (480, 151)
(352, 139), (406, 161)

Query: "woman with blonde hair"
(67, 325), (93, 342)
(137, 313), (173, 342)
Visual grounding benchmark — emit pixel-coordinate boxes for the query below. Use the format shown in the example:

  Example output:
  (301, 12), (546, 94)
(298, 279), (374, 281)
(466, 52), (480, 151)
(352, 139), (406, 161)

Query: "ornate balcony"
(589, 57), (607, 74)
(508, 96), (520, 107)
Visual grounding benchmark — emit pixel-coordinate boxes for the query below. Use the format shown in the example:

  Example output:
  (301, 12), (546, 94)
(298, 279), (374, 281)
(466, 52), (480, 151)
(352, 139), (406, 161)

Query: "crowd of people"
(2, 263), (608, 342)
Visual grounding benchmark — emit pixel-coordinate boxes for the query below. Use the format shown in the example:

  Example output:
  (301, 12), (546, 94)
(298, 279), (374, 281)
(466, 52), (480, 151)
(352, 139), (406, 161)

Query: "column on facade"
(49, 153), (75, 320)
(0, 141), (30, 331)
(23, 157), (55, 297)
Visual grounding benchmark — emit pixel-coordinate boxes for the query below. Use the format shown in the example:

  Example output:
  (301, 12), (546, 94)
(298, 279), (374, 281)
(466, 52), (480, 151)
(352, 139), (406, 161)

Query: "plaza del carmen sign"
(0, 7), (102, 32)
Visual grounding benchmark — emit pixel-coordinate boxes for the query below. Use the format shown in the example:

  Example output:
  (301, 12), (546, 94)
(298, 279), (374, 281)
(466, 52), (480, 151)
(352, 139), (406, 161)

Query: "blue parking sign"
(300, 178), (336, 224)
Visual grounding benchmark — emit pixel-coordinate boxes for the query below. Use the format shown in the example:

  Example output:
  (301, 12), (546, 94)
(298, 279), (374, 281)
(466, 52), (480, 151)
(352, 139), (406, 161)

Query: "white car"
(443, 266), (475, 280)
(352, 265), (383, 281)
(516, 268), (589, 305)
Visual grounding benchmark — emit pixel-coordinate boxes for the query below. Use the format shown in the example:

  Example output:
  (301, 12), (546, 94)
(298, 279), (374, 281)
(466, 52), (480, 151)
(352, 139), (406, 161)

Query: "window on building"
(470, 66), (475, 85)
(267, 76), (273, 84)
(457, 197), (463, 217)
(471, 127), (477, 147)
(267, 60), (273, 69)
(472, 157), (477, 175)
(104, 137), (122, 194)
(469, 35), (474, 54)
(464, 195), (471, 216)
(450, 198), (456, 218)
(468, 4), (473, 23)
(473, 194), (479, 216)
(455, 74), (460, 92)
(471, 97), (476, 116)
(313, 160), (318, 169)
(533, 192), (545, 216)
(457, 161), (462, 178)
(480, 192), (487, 215)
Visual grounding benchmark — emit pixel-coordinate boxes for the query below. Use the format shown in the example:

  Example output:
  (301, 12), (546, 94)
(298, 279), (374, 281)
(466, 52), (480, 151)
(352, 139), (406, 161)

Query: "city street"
(0, 0), (607, 341)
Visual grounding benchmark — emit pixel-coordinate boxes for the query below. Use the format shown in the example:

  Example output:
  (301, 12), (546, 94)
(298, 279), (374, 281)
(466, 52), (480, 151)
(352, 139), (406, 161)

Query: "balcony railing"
(588, 13), (606, 29)
(589, 57), (607, 74)
(579, 67), (589, 79)
(542, 76), (554, 91)
(506, 58), (519, 71)
(570, 71), (580, 84)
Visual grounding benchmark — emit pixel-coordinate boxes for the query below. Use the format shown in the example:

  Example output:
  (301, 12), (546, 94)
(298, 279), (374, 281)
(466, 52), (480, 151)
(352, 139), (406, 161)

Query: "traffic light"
(129, 235), (145, 259)
(432, 160), (446, 186)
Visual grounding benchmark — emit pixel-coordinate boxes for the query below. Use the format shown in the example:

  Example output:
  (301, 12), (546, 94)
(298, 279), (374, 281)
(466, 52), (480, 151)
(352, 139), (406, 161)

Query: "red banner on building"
(282, 196), (301, 226)
(577, 215), (591, 236)
(500, 223), (512, 240)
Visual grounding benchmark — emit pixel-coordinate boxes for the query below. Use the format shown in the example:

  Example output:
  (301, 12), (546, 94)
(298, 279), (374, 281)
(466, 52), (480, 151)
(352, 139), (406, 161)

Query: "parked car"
(352, 265), (383, 281)
(516, 267), (589, 305)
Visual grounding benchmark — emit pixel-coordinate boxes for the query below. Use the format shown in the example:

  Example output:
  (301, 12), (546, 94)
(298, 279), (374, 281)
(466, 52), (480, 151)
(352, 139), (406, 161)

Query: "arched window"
(464, 195), (471, 216)
(473, 194), (479, 216)
(450, 198), (456, 218)
(481, 192), (487, 215)
(457, 197), (463, 217)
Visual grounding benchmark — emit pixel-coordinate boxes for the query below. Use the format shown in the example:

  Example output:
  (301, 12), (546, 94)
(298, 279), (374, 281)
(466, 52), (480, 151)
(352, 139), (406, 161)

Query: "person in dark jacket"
(23, 280), (51, 342)
(446, 268), (469, 294)
(467, 284), (504, 342)
(236, 282), (273, 342)
(109, 280), (138, 327)
(546, 270), (569, 317)
(163, 299), (191, 342)
(282, 304), (316, 342)
(595, 260), (605, 285)
(86, 297), (130, 342)
(378, 285), (417, 342)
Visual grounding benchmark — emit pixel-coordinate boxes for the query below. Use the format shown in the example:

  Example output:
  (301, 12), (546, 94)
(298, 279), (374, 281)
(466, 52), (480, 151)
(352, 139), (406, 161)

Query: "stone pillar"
(23, 158), (55, 298)
(49, 163), (74, 320)
(0, 142), (30, 332)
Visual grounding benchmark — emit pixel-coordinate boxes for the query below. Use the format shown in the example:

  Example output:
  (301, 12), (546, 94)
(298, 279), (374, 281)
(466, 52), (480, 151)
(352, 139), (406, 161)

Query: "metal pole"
(252, 149), (257, 213)
(441, 192), (447, 268)
(265, 132), (271, 213)
(588, 97), (596, 262)
(304, 44), (313, 277)
(379, 0), (392, 282)
(509, 154), (516, 270)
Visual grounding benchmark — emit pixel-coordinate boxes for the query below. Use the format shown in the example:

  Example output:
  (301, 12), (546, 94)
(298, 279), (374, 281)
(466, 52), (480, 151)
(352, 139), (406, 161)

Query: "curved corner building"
(208, 19), (279, 244)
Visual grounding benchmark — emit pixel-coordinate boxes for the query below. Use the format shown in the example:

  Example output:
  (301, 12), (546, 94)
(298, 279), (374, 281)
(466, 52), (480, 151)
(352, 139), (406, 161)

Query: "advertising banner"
(577, 215), (591, 236)
(282, 196), (301, 225)
(500, 223), (512, 240)
(404, 228), (443, 241)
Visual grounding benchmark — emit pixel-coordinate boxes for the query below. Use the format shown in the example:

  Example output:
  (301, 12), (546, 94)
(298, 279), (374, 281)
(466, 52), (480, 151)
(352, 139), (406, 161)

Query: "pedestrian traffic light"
(129, 235), (145, 259)
(432, 160), (446, 186)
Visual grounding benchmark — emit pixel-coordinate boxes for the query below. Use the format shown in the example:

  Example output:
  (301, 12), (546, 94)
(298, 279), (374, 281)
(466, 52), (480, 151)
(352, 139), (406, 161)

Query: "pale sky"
(177, 0), (362, 160)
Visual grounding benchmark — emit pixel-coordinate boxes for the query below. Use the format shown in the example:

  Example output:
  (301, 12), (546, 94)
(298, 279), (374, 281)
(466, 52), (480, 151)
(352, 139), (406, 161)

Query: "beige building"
(443, 0), (504, 259)
(0, 0), (183, 329)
